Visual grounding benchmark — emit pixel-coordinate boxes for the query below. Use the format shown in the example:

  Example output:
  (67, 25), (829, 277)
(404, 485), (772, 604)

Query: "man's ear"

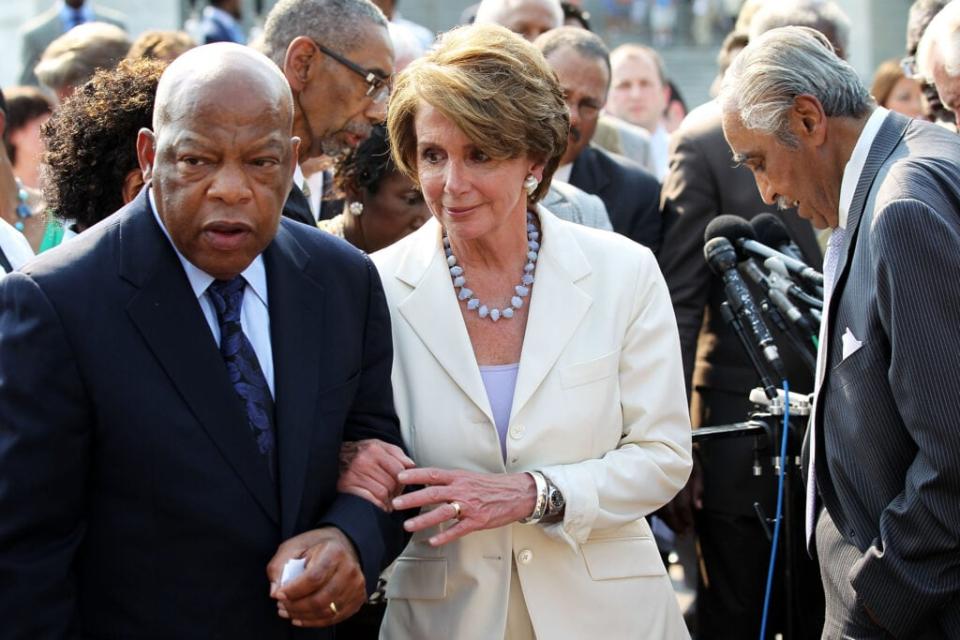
(0, 109), (6, 142)
(792, 94), (827, 145)
(283, 37), (320, 93)
(121, 168), (145, 204)
(136, 128), (156, 181)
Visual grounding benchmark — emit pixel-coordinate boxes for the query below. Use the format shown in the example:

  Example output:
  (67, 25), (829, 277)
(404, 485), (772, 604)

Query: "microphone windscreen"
(704, 236), (738, 274)
(751, 213), (794, 247)
(704, 214), (755, 244)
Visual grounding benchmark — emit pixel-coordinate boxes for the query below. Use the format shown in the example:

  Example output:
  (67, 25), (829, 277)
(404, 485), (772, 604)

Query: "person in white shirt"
(606, 43), (671, 180)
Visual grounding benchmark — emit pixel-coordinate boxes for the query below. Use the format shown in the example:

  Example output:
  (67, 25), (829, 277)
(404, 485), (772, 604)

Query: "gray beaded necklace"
(444, 211), (539, 322)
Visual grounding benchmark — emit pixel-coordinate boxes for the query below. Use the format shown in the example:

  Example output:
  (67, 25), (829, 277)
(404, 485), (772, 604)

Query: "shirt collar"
(58, 0), (94, 22)
(148, 188), (268, 306)
(838, 107), (888, 229)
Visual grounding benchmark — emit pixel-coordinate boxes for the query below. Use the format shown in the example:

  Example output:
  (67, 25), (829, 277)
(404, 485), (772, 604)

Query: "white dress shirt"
(0, 217), (34, 276)
(649, 123), (670, 181)
(148, 189), (274, 396)
(292, 164), (325, 223)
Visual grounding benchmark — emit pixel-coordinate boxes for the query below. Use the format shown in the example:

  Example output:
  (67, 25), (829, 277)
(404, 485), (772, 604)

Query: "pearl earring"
(348, 201), (364, 216)
(523, 174), (539, 196)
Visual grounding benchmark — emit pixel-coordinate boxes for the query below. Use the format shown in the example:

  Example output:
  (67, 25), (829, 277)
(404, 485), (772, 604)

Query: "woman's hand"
(391, 468), (537, 546)
(337, 439), (415, 511)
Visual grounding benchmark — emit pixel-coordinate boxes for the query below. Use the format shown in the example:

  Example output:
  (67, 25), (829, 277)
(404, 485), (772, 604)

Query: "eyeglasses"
(901, 55), (921, 81)
(313, 40), (391, 104)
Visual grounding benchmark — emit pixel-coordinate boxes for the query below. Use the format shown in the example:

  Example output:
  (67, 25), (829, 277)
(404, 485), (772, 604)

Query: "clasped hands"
(265, 440), (536, 627)
(338, 439), (537, 546)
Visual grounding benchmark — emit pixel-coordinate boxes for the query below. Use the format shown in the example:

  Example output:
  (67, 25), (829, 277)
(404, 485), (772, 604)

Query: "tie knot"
(208, 276), (246, 322)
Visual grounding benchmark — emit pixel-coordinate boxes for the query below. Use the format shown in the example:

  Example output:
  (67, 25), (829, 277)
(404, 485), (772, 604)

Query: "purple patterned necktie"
(207, 277), (277, 480)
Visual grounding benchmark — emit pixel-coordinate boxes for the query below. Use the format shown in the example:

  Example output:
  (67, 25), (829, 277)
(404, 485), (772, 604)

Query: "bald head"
(139, 42), (299, 282)
(475, 0), (563, 42)
(154, 43), (294, 134)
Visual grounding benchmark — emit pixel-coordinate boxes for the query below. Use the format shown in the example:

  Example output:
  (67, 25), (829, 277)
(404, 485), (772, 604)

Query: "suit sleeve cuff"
(319, 493), (405, 595)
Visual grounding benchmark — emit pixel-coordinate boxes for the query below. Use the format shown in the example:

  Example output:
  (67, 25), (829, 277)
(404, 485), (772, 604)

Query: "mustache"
(776, 196), (797, 211)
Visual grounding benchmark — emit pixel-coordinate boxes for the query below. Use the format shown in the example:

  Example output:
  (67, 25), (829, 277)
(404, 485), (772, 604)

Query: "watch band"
(519, 471), (548, 524)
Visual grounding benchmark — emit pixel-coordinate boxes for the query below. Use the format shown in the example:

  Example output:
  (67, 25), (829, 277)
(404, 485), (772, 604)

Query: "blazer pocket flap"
(384, 557), (447, 600)
(580, 537), (666, 580)
(560, 350), (620, 389)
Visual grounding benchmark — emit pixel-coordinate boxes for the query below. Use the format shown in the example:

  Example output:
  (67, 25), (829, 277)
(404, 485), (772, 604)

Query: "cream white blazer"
(373, 207), (692, 639)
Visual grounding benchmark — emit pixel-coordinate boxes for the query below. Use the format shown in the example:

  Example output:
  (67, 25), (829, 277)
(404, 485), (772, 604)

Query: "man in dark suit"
(658, 3), (858, 636)
(260, 0), (394, 227)
(534, 27), (661, 251)
(201, 0), (247, 44)
(18, 0), (125, 86)
(0, 43), (406, 637)
(723, 26), (960, 638)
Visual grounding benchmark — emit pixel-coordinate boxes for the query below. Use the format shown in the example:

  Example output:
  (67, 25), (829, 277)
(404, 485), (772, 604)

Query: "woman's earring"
(348, 201), (364, 216)
(523, 174), (539, 196)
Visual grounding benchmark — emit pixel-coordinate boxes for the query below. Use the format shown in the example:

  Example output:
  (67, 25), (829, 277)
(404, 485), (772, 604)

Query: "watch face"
(549, 487), (565, 511)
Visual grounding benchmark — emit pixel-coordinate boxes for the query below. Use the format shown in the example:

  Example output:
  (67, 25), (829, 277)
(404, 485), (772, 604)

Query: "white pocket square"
(841, 327), (863, 360)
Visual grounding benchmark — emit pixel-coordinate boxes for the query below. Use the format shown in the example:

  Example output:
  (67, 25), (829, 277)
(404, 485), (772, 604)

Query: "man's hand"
(655, 454), (703, 535)
(338, 439), (415, 511)
(267, 527), (366, 628)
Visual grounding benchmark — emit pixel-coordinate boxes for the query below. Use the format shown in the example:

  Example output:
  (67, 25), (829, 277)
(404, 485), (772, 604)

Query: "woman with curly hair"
(39, 57), (166, 251)
(319, 123), (429, 253)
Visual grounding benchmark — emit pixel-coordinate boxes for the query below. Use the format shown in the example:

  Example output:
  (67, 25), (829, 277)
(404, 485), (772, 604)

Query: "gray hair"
(720, 26), (872, 146)
(907, 0), (950, 56)
(917, 0), (960, 80)
(749, 0), (851, 59)
(534, 26), (611, 80)
(34, 22), (130, 92)
(260, 0), (387, 67)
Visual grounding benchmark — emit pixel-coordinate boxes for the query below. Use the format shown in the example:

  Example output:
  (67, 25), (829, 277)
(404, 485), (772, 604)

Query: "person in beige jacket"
(340, 24), (692, 640)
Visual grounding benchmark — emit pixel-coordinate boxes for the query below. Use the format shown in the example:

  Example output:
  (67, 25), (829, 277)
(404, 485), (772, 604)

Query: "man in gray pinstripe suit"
(721, 26), (960, 640)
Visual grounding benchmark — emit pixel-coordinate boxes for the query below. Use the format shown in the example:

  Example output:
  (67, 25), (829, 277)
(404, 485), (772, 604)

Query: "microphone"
(705, 214), (824, 289)
(740, 259), (816, 335)
(751, 213), (805, 264)
(765, 258), (823, 308)
(704, 237), (786, 382)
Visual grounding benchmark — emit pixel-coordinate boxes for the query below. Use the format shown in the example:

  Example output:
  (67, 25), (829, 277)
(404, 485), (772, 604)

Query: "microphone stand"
(712, 298), (818, 638)
(692, 395), (813, 640)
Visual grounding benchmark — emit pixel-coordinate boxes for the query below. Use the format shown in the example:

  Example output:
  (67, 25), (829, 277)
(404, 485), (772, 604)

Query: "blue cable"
(759, 380), (790, 640)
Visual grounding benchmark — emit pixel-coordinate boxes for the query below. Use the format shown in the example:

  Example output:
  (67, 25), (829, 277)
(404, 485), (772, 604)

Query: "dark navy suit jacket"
(569, 144), (661, 252)
(0, 190), (406, 638)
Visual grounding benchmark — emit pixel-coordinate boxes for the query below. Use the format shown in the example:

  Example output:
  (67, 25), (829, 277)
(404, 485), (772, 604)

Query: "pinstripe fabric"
(808, 111), (960, 638)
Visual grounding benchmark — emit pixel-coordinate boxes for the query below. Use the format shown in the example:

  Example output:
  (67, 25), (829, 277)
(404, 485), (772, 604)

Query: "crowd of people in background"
(1, 0), (959, 638)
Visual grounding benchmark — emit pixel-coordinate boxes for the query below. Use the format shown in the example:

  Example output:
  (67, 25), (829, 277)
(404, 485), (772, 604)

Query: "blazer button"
(517, 549), (534, 564)
(509, 424), (525, 439)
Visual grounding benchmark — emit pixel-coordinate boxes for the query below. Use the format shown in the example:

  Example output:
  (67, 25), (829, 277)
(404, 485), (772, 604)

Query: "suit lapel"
(510, 207), (592, 420)
(814, 112), (907, 402)
(826, 112), (908, 337)
(283, 183), (315, 226)
(263, 224), (324, 539)
(122, 192), (279, 525)
(570, 146), (611, 196)
(394, 219), (494, 422)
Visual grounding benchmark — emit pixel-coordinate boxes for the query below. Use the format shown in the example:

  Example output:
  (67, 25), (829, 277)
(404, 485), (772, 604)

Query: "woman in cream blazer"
(373, 207), (692, 639)
(360, 24), (692, 640)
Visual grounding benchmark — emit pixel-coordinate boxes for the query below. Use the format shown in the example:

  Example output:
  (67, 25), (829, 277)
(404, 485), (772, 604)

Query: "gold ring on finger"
(450, 501), (462, 520)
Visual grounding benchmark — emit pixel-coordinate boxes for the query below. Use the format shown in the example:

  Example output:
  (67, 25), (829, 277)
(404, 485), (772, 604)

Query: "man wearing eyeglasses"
(261, 0), (394, 226)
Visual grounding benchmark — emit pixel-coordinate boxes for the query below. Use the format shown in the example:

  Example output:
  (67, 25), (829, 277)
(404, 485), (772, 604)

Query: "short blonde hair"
(387, 24), (569, 203)
(35, 22), (130, 92)
(127, 30), (196, 62)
